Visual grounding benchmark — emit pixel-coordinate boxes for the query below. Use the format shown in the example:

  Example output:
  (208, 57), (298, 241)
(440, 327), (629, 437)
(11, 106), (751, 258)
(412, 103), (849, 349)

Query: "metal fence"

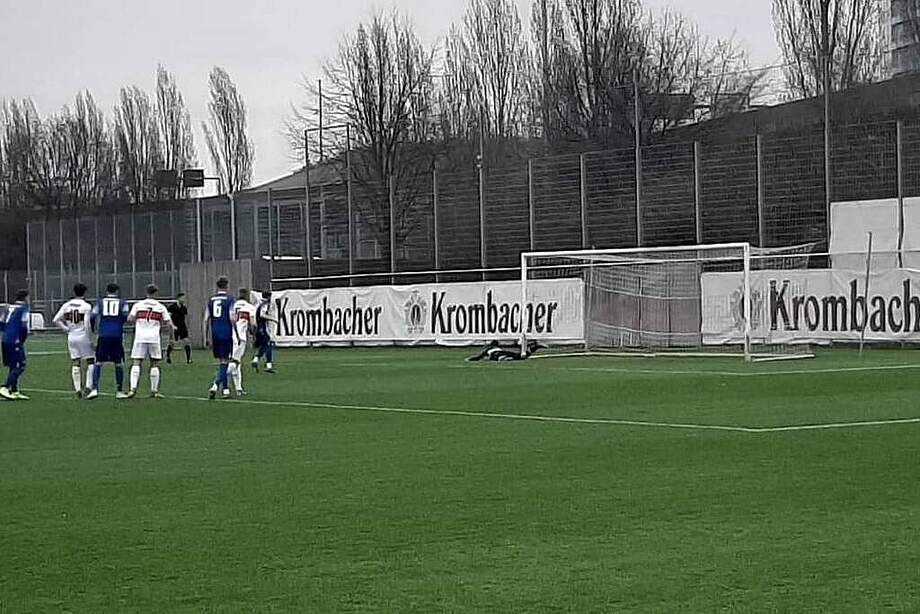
(24, 118), (920, 310)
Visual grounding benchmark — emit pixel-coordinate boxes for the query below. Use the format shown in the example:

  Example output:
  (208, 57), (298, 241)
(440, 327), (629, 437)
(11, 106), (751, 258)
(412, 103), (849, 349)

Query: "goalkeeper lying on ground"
(466, 340), (544, 362)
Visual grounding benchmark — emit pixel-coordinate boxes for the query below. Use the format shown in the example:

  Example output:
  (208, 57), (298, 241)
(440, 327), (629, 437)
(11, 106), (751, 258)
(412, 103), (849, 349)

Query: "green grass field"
(2, 338), (920, 612)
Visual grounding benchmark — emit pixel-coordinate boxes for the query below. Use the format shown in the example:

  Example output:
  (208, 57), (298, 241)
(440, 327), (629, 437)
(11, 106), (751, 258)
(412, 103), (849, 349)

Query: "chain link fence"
(23, 118), (917, 312)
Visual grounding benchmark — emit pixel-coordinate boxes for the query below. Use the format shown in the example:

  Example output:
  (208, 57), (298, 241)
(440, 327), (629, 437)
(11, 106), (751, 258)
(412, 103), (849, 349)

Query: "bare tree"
(203, 66), (253, 193)
(156, 65), (196, 189)
(114, 86), (161, 203)
(641, 13), (766, 131)
(288, 10), (438, 249)
(530, 0), (575, 144)
(0, 99), (43, 210)
(57, 92), (117, 210)
(529, 1), (761, 148)
(773, 0), (879, 98)
(443, 0), (532, 142)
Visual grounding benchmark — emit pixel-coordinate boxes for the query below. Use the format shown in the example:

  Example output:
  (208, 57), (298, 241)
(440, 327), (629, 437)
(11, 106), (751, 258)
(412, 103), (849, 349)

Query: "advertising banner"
(703, 269), (920, 344)
(270, 279), (584, 347)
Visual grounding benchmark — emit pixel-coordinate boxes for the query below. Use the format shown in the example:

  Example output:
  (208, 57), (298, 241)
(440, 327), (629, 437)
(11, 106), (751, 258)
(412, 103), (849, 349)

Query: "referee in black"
(166, 292), (192, 364)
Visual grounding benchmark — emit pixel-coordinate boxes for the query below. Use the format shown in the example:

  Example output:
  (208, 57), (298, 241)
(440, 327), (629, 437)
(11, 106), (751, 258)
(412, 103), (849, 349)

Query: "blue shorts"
(1, 342), (25, 369)
(95, 337), (125, 363)
(254, 331), (272, 349)
(212, 337), (233, 360)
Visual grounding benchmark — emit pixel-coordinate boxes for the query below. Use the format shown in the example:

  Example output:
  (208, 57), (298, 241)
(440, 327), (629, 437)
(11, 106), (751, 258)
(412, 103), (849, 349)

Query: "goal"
(520, 242), (816, 362)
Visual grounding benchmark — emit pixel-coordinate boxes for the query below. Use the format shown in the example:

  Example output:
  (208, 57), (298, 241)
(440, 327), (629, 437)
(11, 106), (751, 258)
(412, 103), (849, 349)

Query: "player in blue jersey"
(1, 290), (31, 401)
(204, 276), (237, 399)
(251, 290), (277, 373)
(87, 283), (131, 400)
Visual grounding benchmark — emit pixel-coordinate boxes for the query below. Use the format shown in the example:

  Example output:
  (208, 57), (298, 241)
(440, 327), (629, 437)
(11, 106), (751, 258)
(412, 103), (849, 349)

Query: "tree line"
(286, 0), (882, 248)
(0, 66), (253, 214)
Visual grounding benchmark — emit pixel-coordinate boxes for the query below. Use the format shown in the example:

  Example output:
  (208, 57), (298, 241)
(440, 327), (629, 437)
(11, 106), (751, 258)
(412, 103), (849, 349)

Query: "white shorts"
(68, 336), (94, 360)
(131, 341), (163, 361)
(232, 339), (248, 362)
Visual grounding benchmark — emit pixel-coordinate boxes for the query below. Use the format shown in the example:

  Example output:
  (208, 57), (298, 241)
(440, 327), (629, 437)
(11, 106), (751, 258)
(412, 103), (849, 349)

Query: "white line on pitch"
(25, 387), (758, 433)
(553, 364), (920, 377)
(23, 388), (920, 435)
(756, 417), (920, 432)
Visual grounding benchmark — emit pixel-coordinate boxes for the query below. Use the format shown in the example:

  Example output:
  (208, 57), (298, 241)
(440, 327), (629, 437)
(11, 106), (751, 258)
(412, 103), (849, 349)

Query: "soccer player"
(52, 283), (95, 398)
(252, 290), (277, 373)
(166, 292), (192, 365)
(0, 289), (31, 401)
(204, 276), (236, 399)
(126, 285), (173, 399)
(88, 283), (130, 400)
(466, 340), (545, 362)
(229, 288), (257, 397)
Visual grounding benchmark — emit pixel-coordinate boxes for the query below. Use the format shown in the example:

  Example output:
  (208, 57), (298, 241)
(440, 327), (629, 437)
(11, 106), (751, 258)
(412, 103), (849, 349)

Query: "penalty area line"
(25, 388), (920, 435)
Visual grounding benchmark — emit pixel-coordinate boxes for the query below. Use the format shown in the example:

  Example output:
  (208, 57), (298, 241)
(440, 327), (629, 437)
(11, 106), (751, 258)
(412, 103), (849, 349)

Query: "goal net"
(520, 242), (817, 362)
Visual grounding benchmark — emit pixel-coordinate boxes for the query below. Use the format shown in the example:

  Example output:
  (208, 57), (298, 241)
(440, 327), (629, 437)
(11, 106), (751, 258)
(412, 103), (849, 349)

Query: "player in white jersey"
(51, 283), (95, 398)
(125, 284), (173, 399)
(229, 288), (257, 397)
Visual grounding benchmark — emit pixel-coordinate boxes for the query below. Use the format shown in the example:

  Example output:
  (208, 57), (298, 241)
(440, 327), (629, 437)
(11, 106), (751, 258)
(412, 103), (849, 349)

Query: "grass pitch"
(2, 339), (920, 612)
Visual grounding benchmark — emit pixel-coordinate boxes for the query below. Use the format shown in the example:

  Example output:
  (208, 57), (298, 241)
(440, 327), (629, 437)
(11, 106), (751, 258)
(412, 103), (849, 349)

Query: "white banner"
(271, 279), (584, 347)
(703, 269), (920, 344)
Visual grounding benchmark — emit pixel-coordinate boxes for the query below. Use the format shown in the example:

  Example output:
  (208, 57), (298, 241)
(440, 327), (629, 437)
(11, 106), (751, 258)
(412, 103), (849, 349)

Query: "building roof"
(242, 162), (342, 193)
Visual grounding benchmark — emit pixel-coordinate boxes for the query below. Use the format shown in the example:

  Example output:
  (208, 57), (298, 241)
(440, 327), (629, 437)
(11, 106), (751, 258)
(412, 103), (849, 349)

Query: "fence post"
(267, 188), (274, 284)
(3, 270), (8, 303)
(58, 219), (66, 298)
(58, 218), (65, 300)
(42, 220), (48, 309)
(580, 153), (588, 249)
(320, 188), (327, 259)
(824, 76), (832, 247)
(149, 211), (156, 283)
(206, 209), (213, 262)
(389, 175), (397, 284)
(169, 209), (176, 296)
(694, 141), (702, 244)
(111, 214), (117, 280)
(897, 120), (905, 268)
(634, 69), (643, 247)
(756, 134), (765, 248)
(346, 124), (355, 281)
(305, 159), (314, 284)
(276, 200), (282, 261)
(195, 198), (203, 263)
(252, 200), (260, 261)
(76, 217), (82, 285)
(528, 159), (535, 251)
(478, 107), (487, 280)
(229, 193), (238, 260)
(93, 216), (100, 297)
(433, 167), (440, 282)
(25, 222), (31, 294)
(130, 208), (137, 297)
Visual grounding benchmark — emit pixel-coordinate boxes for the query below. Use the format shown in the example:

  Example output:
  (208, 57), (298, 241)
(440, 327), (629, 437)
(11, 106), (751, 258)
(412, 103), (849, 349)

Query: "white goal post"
(520, 242), (816, 362)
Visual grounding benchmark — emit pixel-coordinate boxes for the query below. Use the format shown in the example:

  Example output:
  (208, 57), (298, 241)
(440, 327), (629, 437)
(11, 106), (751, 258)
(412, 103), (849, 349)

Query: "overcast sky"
(0, 0), (778, 188)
